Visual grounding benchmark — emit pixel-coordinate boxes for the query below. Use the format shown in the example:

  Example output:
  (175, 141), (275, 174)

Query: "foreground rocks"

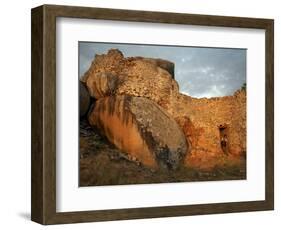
(88, 95), (187, 169)
(80, 117), (246, 186)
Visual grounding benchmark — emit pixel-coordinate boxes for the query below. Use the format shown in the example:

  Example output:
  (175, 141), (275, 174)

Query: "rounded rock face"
(88, 95), (188, 170)
(81, 49), (179, 106)
(129, 96), (188, 169)
(86, 72), (119, 98)
(79, 82), (91, 117)
(131, 57), (175, 78)
(116, 59), (178, 105)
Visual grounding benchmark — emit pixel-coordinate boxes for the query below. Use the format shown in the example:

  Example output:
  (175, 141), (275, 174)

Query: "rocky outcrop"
(81, 49), (124, 85)
(82, 49), (179, 107)
(130, 57), (175, 78)
(82, 49), (246, 171)
(86, 72), (119, 98)
(88, 95), (187, 169)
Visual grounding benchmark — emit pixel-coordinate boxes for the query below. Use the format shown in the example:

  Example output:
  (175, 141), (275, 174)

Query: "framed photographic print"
(31, 4), (274, 225)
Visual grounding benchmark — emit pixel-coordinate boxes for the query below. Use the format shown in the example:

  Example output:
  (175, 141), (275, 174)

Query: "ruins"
(80, 49), (246, 171)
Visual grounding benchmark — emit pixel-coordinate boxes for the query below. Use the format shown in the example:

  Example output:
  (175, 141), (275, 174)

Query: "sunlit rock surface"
(88, 95), (188, 169)
(82, 49), (246, 171)
(82, 49), (178, 106)
(169, 90), (247, 170)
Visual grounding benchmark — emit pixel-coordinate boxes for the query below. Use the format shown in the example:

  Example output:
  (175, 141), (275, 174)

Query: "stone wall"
(170, 90), (246, 169)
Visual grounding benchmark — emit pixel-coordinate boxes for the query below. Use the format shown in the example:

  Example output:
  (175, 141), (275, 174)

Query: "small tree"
(241, 83), (246, 91)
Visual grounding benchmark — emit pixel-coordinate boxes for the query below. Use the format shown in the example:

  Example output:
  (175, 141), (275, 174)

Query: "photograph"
(30, 4), (274, 224)
(78, 42), (247, 186)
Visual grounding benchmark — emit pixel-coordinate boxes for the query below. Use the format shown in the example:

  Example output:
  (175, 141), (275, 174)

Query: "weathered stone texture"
(82, 49), (246, 171)
(88, 95), (187, 169)
(169, 90), (246, 169)
(82, 49), (179, 106)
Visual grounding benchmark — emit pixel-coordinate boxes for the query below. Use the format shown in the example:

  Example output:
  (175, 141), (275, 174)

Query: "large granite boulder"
(129, 56), (175, 78)
(81, 49), (179, 106)
(86, 72), (119, 98)
(116, 58), (179, 106)
(88, 95), (188, 169)
(81, 49), (124, 85)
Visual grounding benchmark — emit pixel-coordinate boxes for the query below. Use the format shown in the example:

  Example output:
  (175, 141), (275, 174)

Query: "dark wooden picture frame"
(31, 4), (274, 225)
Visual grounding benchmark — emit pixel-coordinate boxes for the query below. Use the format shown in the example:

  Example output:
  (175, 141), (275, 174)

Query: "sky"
(79, 42), (246, 98)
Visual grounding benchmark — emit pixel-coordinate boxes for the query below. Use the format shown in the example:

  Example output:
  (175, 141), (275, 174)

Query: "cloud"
(79, 42), (246, 98)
